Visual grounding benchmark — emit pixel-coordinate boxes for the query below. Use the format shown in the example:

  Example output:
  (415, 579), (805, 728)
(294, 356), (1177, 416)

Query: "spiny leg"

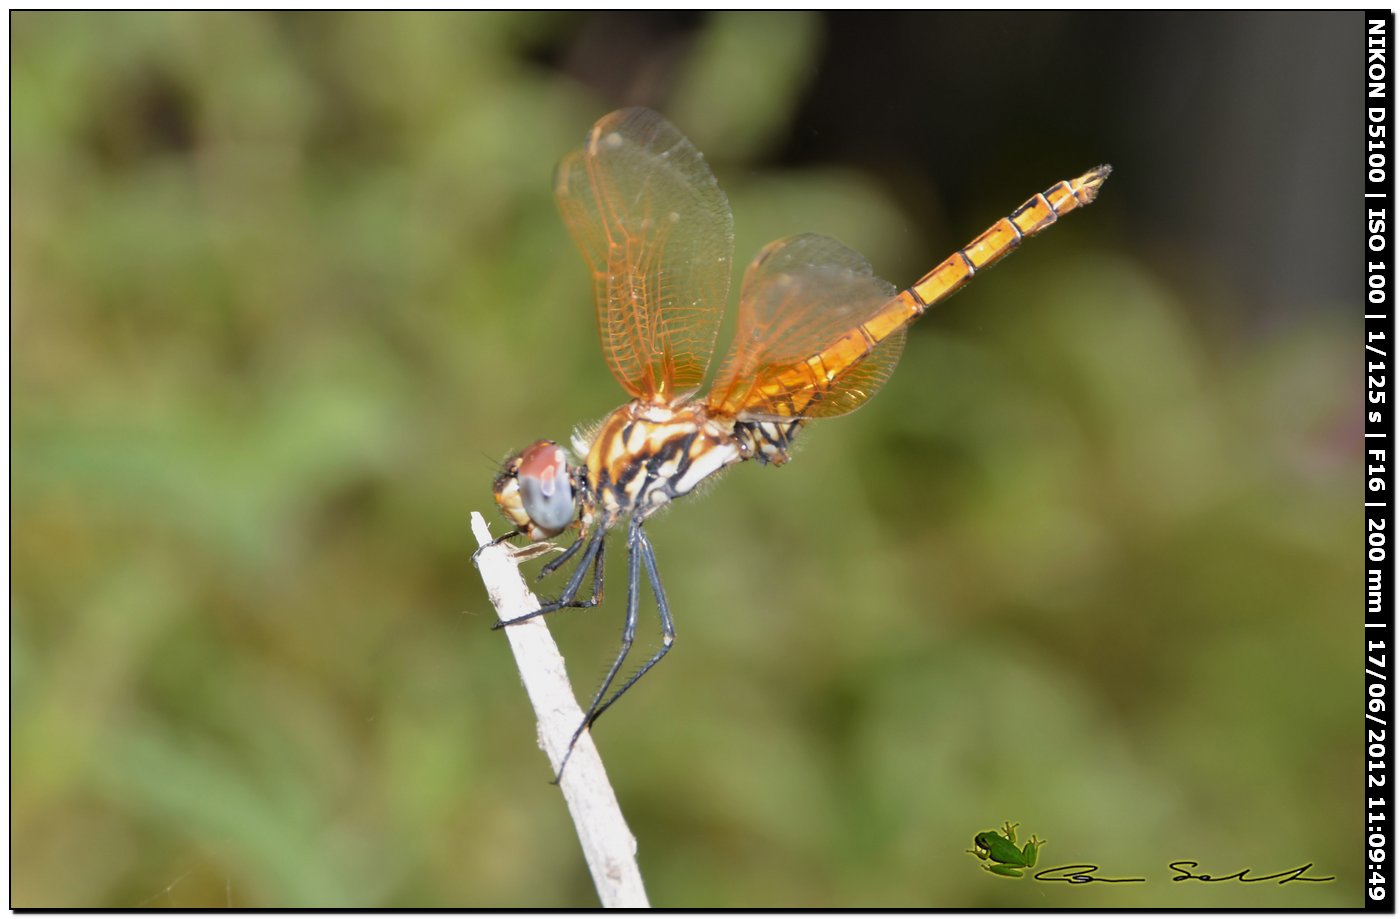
(537, 532), (587, 581)
(492, 527), (606, 629)
(586, 522), (674, 728)
(552, 517), (645, 782)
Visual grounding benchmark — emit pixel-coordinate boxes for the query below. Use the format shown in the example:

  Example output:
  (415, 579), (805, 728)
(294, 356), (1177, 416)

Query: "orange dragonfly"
(490, 108), (1108, 775)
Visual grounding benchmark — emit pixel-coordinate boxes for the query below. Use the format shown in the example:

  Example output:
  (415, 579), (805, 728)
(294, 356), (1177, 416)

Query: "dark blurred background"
(12, 11), (1359, 907)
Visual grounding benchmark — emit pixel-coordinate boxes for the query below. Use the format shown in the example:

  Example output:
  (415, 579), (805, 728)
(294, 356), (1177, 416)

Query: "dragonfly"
(490, 107), (1108, 776)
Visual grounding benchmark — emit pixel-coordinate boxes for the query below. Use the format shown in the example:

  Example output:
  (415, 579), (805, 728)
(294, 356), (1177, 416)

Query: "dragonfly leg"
(553, 519), (674, 781)
(552, 518), (647, 780)
(470, 528), (520, 563)
(537, 532), (586, 581)
(492, 528), (606, 629)
(586, 523), (673, 728)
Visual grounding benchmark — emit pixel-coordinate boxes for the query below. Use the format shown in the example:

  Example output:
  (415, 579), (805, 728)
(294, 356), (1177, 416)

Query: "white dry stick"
(470, 511), (651, 909)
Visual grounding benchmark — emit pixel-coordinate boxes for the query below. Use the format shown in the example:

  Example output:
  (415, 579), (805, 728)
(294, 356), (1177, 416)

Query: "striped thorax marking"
(585, 402), (744, 523)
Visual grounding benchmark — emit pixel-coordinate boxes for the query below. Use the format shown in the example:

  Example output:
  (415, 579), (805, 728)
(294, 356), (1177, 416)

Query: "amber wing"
(555, 108), (735, 403)
(707, 234), (906, 421)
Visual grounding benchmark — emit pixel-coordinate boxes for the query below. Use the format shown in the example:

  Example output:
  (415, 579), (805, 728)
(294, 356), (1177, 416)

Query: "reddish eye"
(518, 441), (575, 535)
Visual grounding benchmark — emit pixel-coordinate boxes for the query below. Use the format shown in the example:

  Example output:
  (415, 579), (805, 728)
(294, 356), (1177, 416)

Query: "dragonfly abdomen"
(905, 165), (1111, 315)
(732, 417), (805, 466)
(748, 167), (1113, 426)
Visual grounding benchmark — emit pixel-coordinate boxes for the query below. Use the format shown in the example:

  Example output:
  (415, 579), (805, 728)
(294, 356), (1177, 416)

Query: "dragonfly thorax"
(583, 401), (747, 525)
(493, 403), (802, 543)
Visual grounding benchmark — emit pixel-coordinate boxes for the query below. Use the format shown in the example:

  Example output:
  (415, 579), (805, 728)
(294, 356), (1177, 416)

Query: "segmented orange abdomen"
(906, 164), (1110, 311)
(744, 166), (1111, 418)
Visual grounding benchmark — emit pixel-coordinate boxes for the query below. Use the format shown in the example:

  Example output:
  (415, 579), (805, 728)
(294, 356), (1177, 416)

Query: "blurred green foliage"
(13, 11), (1356, 907)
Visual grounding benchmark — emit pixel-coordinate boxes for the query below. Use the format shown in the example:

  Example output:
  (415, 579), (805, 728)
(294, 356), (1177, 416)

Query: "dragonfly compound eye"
(515, 440), (576, 536)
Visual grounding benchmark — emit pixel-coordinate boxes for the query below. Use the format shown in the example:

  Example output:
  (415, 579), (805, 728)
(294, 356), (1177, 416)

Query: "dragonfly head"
(493, 440), (579, 540)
